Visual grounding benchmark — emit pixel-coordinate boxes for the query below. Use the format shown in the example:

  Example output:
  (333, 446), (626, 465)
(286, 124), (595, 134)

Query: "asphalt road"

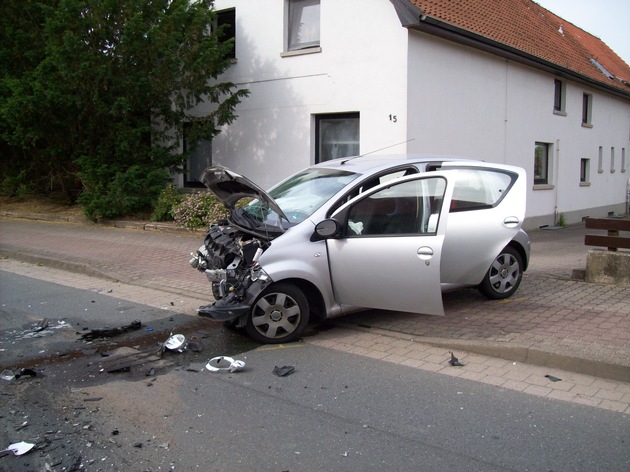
(1, 272), (629, 471)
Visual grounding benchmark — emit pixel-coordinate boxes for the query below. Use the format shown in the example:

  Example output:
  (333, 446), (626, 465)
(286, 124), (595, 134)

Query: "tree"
(0, 0), (248, 219)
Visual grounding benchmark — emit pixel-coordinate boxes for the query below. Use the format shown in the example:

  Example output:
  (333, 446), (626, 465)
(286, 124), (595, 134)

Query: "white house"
(177, 0), (630, 230)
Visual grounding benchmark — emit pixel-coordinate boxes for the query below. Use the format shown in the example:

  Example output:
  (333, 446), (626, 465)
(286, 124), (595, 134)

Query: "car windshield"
(240, 168), (358, 228)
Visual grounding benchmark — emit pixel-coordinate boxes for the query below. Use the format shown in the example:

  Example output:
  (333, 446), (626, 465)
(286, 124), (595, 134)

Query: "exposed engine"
(189, 224), (268, 300)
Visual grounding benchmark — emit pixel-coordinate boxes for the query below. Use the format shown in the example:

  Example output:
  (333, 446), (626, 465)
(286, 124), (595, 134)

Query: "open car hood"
(200, 166), (289, 229)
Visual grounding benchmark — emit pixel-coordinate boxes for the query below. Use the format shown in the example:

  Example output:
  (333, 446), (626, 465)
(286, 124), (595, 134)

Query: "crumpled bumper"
(198, 299), (251, 321)
(197, 278), (268, 322)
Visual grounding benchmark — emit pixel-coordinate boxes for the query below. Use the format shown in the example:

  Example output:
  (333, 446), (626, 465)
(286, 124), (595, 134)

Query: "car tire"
(478, 246), (523, 300)
(245, 283), (310, 344)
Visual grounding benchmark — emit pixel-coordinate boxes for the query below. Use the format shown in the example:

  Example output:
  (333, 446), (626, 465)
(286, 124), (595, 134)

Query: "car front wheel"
(245, 283), (309, 344)
(478, 246), (523, 300)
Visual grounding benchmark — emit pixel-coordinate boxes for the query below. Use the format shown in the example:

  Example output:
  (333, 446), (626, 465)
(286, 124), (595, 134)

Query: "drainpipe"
(626, 178), (630, 215)
(554, 139), (560, 225)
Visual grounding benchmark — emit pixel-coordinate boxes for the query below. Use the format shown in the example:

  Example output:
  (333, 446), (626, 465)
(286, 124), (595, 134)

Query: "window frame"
(582, 93), (593, 127)
(183, 123), (213, 188)
(286, 0), (320, 52)
(534, 142), (552, 186)
(448, 168), (516, 212)
(216, 8), (236, 60)
(343, 177), (447, 237)
(553, 79), (566, 115)
(315, 112), (360, 164)
(580, 158), (590, 186)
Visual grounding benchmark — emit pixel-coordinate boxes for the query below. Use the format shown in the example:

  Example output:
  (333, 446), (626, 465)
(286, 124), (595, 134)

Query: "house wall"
(200, 0), (410, 190)
(406, 32), (630, 229)
(186, 1), (630, 229)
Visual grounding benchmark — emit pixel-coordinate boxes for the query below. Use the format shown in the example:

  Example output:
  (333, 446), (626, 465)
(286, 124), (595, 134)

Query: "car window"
(449, 169), (515, 212)
(245, 168), (358, 226)
(346, 177), (446, 236)
(328, 167), (419, 216)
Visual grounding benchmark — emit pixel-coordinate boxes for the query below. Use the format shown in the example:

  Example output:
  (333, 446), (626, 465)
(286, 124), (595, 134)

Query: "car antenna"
(340, 138), (415, 164)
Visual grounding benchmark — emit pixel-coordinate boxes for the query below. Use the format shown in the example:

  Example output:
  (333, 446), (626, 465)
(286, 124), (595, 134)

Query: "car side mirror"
(311, 218), (342, 241)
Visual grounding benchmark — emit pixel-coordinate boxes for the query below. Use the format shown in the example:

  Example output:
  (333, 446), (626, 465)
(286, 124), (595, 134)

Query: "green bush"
(78, 166), (168, 221)
(172, 191), (229, 230)
(0, 171), (29, 197)
(151, 184), (183, 222)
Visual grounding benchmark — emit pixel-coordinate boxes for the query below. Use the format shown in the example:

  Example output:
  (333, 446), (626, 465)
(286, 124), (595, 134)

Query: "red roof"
(407, 0), (630, 95)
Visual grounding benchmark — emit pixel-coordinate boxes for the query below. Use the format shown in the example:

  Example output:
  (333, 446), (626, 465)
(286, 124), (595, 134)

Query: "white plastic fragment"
(1, 370), (15, 381)
(3, 441), (35, 456)
(205, 356), (246, 373)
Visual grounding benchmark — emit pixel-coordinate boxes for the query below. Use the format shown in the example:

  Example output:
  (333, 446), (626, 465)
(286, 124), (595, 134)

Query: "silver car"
(190, 155), (530, 343)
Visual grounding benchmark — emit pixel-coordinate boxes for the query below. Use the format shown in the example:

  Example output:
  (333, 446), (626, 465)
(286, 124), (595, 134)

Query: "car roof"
(310, 154), (478, 175)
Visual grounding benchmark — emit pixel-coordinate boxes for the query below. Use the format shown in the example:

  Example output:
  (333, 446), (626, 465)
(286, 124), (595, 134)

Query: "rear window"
(449, 169), (515, 212)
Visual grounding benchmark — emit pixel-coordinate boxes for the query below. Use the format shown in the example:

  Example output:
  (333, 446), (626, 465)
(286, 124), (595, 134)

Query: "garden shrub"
(172, 191), (229, 230)
(151, 184), (183, 222)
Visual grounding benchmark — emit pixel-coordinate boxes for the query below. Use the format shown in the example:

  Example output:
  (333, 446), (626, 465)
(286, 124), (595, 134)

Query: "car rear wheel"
(245, 283), (309, 344)
(478, 246), (523, 300)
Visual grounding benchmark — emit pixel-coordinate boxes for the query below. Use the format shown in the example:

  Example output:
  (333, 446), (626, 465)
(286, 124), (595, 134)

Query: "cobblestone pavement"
(1, 216), (629, 413)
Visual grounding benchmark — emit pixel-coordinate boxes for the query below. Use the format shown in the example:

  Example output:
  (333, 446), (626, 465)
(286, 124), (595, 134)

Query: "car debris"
(1, 441), (35, 456)
(32, 317), (48, 332)
(13, 368), (44, 379)
(79, 320), (142, 341)
(545, 374), (562, 382)
(205, 356), (246, 372)
(273, 365), (295, 377)
(448, 352), (465, 366)
(0, 370), (15, 381)
(15, 421), (28, 431)
(164, 334), (186, 351)
(187, 336), (202, 352)
(157, 331), (188, 357)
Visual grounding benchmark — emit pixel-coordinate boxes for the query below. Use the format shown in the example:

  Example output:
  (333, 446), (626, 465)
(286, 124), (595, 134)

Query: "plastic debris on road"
(206, 356), (246, 373)
(157, 331), (188, 356)
(164, 334), (186, 351)
(79, 320), (142, 340)
(273, 365), (295, 377)
(448, 351), (465, 367)
(2, 441), (35, 456)
(0, 370), (15, 381)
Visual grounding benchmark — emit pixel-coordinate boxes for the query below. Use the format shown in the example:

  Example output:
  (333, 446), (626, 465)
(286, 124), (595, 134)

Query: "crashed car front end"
(190, 223), (273, 321)
(188, 165), (293, 323)
(190, 165), (359, 327)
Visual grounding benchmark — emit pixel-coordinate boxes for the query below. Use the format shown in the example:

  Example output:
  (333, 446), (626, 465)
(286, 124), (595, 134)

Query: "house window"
(183, 123), (212, 187)
(553, 79), (566, 114)
(217, 8), (236, 60)
(598, 146), (603, 173)
(287, 0), (320, 51)
(534, 142), (551, 185)
(580, 158), (590, 185)
(315, 113), (359, 163)
(611, 147), (615, 173)
(582, 93), (592, 126)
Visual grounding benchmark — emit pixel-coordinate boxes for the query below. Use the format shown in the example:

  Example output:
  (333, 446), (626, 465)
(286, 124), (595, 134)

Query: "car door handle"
(417, 246), (434, 260)
(503, 216), (520, 228)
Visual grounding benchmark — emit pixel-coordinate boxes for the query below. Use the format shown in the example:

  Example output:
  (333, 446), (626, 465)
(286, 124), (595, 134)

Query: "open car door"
(324, 174), (453, 315)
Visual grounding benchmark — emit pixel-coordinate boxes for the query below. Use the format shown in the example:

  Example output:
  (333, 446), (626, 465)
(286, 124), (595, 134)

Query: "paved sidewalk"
(1, 214), (629, 384)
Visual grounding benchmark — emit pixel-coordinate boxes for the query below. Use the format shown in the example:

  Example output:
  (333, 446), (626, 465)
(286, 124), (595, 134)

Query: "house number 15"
(389, 114), (397, 123)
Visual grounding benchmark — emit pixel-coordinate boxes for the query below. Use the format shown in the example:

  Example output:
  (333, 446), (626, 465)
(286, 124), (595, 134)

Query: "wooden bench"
(584, 217), (630, 251)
